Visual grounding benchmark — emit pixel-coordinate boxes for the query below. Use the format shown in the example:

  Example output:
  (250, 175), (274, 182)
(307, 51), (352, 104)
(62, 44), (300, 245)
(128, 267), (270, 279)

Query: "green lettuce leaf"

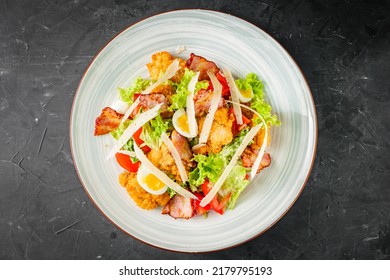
(235, 73), (280, 126)
(188, 154), (225, 191)
(219, 128), (250, 162)
(140, 114), (169, 150)
(119, 77), (151, 104)
(167, 188), (176, 198)
(170, 69), (209, 111)
(110, 120), (138, 162)
(219, 165), (250, 209)
(188, 129), (250, 190)
(195, 80), (209, 92)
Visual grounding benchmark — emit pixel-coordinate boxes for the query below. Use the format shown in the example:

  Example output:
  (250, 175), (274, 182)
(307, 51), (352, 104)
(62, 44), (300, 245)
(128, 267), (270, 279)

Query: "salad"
(94, 51), (279, 219)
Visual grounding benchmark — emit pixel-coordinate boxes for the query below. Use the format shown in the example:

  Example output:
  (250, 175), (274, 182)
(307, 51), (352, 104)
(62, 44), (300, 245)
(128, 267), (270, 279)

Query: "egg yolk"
(143, 174), (166, 191)
(240, 88), (253, 98)
(177, 113), (190, 133)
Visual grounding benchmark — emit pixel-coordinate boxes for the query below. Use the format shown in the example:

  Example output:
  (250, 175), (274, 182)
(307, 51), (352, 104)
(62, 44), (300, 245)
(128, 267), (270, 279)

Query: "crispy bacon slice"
(171, 130), (195, 169)
(138, 93), (173, 118)
(162, 195), (195, 219)
(241, 147), (271, 173)
(94, 107), (123, 136)
(193, 89), (224, 117)
(186, 53), (219, 81)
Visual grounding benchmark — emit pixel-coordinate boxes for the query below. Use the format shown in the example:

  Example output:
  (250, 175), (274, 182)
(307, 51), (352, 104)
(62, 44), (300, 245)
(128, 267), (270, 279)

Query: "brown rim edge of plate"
(69, 8), (318, 255)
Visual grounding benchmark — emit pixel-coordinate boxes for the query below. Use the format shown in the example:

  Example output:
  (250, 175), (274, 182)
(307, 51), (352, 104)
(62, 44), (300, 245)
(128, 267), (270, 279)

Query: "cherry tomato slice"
(193, 192), (211, 215)
(201, 179), (231, 215)
(115, 153), (141, 172)
(133, 127), (151, 153)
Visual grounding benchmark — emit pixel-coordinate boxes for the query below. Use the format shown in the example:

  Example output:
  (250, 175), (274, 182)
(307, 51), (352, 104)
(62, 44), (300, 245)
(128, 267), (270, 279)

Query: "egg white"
(172, 109), (196, 138)
(238, 87), (254, 103)
(136, 166), (168, 195)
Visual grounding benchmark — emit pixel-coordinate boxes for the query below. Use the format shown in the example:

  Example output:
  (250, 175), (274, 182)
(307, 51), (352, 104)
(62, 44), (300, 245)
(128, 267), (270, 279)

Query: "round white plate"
(70, 10), (317, 253)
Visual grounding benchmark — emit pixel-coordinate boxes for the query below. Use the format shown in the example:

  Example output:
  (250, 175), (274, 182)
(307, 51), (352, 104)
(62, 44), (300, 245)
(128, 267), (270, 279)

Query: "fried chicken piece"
(94, 107), (123, 136)
(186, 53), (219, 81)
(147, 143), (181, 181)
(193, 107), (234, 154)
(162, 195), (195, 219)
(146, 51), (185, 83)
(119, 171), (170, 210)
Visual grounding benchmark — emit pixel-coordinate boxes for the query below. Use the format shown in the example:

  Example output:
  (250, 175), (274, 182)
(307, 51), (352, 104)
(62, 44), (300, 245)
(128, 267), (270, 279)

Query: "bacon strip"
(241, 147), (271, 173)
(193, 89), (224, 117)
(186, 53), (219, 81)
(94, 107), (123, 136)
(171, 130), (195, 169)
(162, 195), (195, 219)
(138, 93), (172, 118)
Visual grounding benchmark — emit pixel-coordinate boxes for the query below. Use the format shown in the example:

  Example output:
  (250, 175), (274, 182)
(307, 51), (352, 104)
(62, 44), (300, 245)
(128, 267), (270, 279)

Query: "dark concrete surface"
(0, 0), (389, 259)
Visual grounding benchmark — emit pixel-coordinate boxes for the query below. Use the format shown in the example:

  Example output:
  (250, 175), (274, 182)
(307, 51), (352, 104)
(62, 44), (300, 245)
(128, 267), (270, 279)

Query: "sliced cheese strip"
(226, 100), (269, 180)
(120, 59), (180, 124)
(249, 115), (268, 180)
(142, 59), (180, 96)
(161, 133), (188, 183)
(199, 124), (262, 207)
(134, 142), (197, 199)
(106, 104), (162, 159)
(223, 69), (243, 125)
(196, 72), (222, 147)
(120, 98), (140, 124)
(186, 72), (199, 138)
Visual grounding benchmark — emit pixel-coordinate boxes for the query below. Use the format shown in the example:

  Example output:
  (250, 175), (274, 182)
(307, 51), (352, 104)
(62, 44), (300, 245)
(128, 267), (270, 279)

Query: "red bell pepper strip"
(208, 72), (230, 97)
(228, 106), (251, 136)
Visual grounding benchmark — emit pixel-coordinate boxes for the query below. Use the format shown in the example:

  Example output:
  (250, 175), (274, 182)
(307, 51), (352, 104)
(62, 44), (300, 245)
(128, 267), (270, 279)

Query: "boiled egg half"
(172, 108), (197, 138)
(237, 84), (254, 103)
(137, 165), (168, 195)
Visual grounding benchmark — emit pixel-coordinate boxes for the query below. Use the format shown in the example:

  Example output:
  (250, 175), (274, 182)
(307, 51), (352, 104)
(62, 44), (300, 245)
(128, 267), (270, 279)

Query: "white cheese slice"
(193, 72), (222, 149)
(199, 124), (262, 207)
(186, 72), (200, 138)
(161, 133), (188, 183)
(134, 142), (197, 199)
(106, 104), (162, 159)
(223, 69), (243, 125)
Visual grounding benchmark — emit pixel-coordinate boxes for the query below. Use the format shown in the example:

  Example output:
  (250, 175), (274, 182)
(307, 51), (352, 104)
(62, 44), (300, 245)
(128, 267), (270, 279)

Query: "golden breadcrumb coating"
(147, 143), (181, 181)
(251, 122), (271, 149)
(194, 107), (234, 154)
(119, 171), (170, 210)
(146, 51), (185, 83)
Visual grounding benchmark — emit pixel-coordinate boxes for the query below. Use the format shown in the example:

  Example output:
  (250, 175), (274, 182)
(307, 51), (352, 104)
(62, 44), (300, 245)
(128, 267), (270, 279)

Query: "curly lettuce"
(170, 69), (209, 111)
(188, 129), (249, 190)
(219, 165), (250, 209)
(119, 77), (151, 104)
(188, 154), (225, 191)
(110, 120), (137, 162)
(235, 73), (280, 126)
(140, 114), (170, 150)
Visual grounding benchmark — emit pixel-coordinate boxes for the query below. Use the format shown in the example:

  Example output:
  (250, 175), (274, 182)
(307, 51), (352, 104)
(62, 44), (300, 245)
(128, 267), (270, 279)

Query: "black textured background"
(0, 0), (389, 260)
